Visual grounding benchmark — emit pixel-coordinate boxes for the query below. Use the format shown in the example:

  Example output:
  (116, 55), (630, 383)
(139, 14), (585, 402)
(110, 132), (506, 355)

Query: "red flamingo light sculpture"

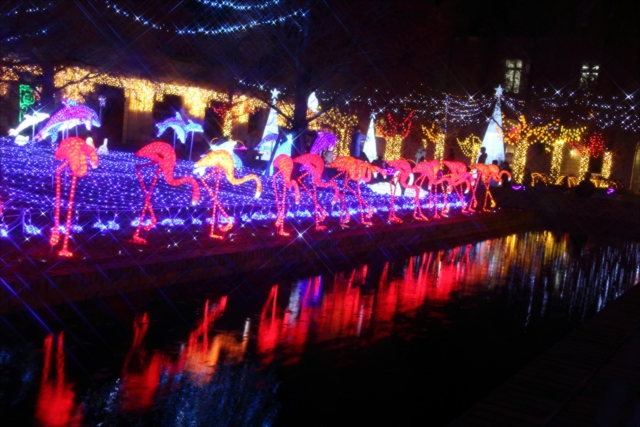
(194, 150), (262, 239)
(272, 154), (300, 236)
(442, 160), (473, 213)
(387, 159), (428, 223)
(131, 142), (200, 244)
(50, 137), (98, 257)
(293, 153), (340, 231)
(469, 163), (511, 211)
(329, 156), (385, 227)
(413, 159), (447, 219)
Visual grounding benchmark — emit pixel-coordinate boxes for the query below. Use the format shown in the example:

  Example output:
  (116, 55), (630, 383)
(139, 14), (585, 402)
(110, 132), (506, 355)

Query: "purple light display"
(33, 100), (101, 144)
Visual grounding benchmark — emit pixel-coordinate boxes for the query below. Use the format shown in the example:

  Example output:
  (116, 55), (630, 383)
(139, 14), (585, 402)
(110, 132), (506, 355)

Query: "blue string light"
(103, 0), (305, 36)
(197, 0), (282, 11)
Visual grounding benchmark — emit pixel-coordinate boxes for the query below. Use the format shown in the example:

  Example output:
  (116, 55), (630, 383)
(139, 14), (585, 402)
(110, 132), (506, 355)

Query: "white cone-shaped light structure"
(258, 89), (281, 161)
(481, 85), (505, 164)
(308, 92), (319, 113)
(363, 113), (377, 162)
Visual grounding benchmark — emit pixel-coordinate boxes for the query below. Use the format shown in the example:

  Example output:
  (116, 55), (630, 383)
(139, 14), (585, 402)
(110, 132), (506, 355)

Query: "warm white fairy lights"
(456, 134), (482, 163)
(578, 152), (590, 181)
(504, 115), (559, 183)
(422, 122), (446, 161)
(601, 151), (613, 179)
(321, 108), (358, 157)
(550, 126), (586, 182)
(53, 67), (229, 117)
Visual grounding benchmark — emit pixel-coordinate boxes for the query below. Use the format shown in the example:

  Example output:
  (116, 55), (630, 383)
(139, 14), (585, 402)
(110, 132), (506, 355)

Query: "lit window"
(580, 62), (599, 88)
(504, 59), (524, 93)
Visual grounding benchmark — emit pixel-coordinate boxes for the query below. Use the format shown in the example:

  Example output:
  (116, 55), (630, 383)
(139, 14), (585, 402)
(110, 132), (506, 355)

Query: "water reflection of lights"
(25, 231), (639, 423)
(35, 333), (83, 427)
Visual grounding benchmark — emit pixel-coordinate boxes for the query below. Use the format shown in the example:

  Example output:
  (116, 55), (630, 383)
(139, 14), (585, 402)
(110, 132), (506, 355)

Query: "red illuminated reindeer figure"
(50, 137), (98, 257)
(442, 160), (473, 213)
(329, 156), (385, 227)
(272, 154), (300, 236)
(194, 150), (262, 239)
(387, 159), (428, 223)
(470, 163), (511, 212)
(413, 159), (448, 219)
(132, 142), (200, 244)
(293, 153), (340, 231)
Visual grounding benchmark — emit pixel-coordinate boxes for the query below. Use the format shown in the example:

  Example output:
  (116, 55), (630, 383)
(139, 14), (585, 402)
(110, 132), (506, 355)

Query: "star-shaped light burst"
(270, 89), (280, 102)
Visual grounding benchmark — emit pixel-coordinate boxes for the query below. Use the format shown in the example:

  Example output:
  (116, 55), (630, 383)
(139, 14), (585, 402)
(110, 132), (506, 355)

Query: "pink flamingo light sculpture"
(387, 159), (428, 223)
(194, 150), (262, 240)
(329, 156), (385, 227)
(50, 137), (98, 257)
(272, 154), (300, 236)
(131, 142), (200, 244)
(413, 159), (447, 219)
(293, 153), (340, 231)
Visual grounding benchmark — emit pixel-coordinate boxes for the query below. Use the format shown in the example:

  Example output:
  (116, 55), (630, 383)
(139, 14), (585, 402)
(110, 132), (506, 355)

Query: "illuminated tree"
(376, 111), (414, 161)
(503, 115), (559, 183)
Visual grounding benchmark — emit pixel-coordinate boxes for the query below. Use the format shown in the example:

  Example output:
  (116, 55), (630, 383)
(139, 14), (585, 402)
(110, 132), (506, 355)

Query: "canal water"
(1, 230), (638, 426)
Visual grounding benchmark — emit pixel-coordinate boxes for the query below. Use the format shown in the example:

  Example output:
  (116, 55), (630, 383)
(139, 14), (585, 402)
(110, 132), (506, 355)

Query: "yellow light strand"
(549, 139), (565, 183)
(578, 152), (590, 181)
(601, 151), (612, 179)
(456, 134), (482, 162)
(549, 126), (586, 182)
(50, 66), (232, 117)
(385, 135), (404, 161)
(321, 108), (358, 157)
(506, 115), (559, 183)
(422, 123), (445, 161)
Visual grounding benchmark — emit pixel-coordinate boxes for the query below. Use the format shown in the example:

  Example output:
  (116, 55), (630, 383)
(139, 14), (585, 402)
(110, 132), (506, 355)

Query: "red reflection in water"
(258, 286), (281, 365)
(121, 313), (163, 412)
(255, 251), (473, 362)
(117, 297), (250, 410)
(35, 332), (83, 427)
(181, 296), (248, 384)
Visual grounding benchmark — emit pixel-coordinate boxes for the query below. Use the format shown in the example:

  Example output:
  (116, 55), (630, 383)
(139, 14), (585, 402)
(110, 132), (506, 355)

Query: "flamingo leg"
(483, 179), (496, 211)
(132, 166), (161, 244)
(200, 172), (219, 239)
(298, 172), (327, 231)
(430, 182), (441, 219)
(441, 182), (451, 217)
(470, 176), (481, 211)
(333, 172), (350, 227)
(359, 184), (374, 226)
(273, 173), (290, 236)
(388, 179), (402, 223)
(345, 181), (371, 226)
(412, 185), (428, 221)
(50, 161), (68, 247)
(58, 175), (77, 257)
(454, 184), (467, 213)
(210, 169), (232, 238)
